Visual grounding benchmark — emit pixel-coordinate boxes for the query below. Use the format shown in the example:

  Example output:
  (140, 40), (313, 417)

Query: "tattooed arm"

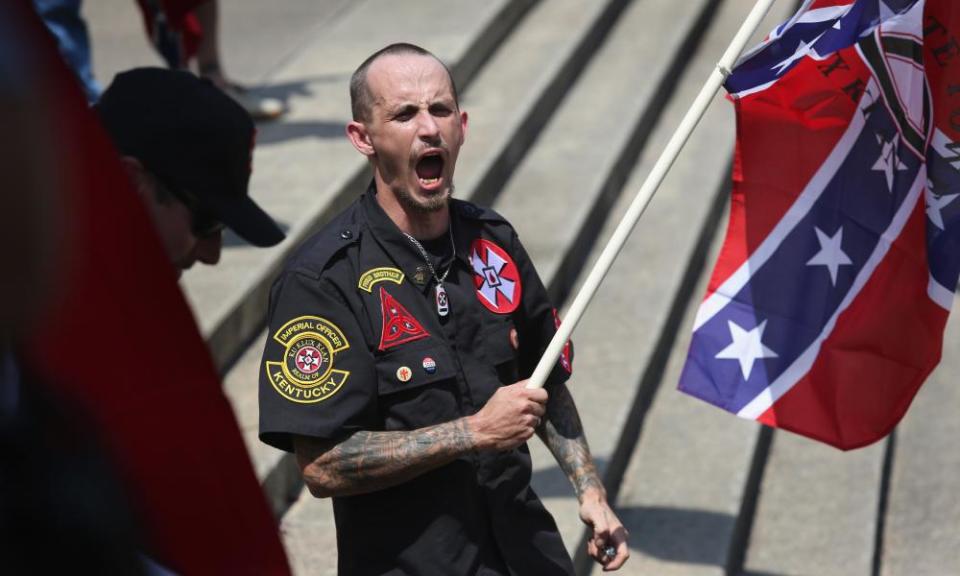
(294, 381), (547, 498)
(294, 419), (474, 498)
(536, 381), (603, 498)
(537, 383), (629, 571)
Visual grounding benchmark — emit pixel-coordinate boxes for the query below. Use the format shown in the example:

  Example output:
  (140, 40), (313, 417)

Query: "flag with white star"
(679, 0), (960, 449)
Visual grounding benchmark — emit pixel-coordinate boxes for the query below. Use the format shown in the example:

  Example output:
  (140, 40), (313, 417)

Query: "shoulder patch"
(469, 238), (523, 314)
(358, 267), (404, 292)
(264, 316), (350, 404)
(378, 287), (430, 351)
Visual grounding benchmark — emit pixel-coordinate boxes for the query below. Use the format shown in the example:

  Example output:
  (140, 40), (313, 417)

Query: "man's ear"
(119, 156), (150, 200)
(346, 121), (374, 157)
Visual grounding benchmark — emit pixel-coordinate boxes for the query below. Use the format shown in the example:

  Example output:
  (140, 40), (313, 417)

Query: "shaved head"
(349, 43), (459, 122)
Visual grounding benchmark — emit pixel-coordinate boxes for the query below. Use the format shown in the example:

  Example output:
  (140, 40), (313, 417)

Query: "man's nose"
(195, 231), (222, 265)
(416, 112), (440, 141)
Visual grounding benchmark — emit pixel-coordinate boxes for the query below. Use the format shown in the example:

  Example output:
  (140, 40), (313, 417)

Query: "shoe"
(221, 82), (285, 121)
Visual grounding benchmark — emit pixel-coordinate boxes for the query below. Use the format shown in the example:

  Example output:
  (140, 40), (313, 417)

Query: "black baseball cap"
(95, 67), (285, 247)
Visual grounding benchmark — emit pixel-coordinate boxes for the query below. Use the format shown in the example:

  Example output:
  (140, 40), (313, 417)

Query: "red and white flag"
(680, 0), (960, 449)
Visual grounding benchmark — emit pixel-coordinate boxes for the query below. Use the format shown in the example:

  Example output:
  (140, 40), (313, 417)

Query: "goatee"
(394, 184), (455, 214)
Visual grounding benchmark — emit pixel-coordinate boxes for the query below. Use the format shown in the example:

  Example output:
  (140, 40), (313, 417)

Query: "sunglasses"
(152, 173), (225, 238)
(188, 207), (225, 239)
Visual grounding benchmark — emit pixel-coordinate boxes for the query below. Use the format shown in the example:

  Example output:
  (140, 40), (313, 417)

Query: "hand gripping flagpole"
(526, 0), (779, 390)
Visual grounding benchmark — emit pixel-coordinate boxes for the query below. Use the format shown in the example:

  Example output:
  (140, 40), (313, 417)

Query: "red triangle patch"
(378, 287), (430, 351)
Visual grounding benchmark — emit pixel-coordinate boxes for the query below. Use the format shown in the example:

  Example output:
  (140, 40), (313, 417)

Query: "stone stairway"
(85, 0), (960, 574)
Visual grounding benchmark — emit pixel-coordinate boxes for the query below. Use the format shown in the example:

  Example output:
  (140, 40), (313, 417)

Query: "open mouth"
(415, 152), (445, 188)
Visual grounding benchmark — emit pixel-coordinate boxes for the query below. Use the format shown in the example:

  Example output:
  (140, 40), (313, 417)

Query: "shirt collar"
(361, 184), (466, 293)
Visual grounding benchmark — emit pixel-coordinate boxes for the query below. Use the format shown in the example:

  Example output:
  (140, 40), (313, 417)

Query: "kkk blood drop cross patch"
(469, 238), (522, 314)
(379, 287), (429, 351)
(265, 316), (350, 404)
(294, 344), (325, 375)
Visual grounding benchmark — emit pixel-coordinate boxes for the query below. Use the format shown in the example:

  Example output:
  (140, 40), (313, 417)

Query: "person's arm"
(537, 383), (629, 571)
(295, 381), (547, 498)
(294, 419), (473, 498)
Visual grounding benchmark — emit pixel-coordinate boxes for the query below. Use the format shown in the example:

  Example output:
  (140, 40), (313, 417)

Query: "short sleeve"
(258, 270), (377, 452)
(509, 232), (574, 388)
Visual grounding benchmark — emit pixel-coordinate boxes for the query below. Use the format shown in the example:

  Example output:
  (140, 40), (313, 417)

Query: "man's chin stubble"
(396, 184), (455, 214)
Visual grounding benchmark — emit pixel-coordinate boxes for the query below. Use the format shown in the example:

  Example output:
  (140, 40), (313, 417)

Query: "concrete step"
(492, 0), (722, 306)
(178, 0), (535, 369)
(580, 0), (799, 571)
(87, 0), (357, 87)
(880, 294), (960, 576)
(280, 490), (340, 576)
(454, 0), (634, 207)
(603, 207), (760, 576)
(742, 435), (885, 576)
(221, 328), (301, 516)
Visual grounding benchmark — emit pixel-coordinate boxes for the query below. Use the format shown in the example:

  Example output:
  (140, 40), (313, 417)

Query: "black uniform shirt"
(259, 188), (575, 576)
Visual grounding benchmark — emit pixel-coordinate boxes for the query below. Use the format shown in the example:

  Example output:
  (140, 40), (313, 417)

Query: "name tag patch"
(359, 267), (405, 292)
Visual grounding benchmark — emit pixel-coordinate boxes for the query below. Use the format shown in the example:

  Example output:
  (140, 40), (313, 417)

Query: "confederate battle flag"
(679, 0), (960, 449)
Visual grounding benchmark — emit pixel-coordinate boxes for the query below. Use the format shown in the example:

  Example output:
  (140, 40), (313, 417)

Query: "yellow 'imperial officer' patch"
(265, 316), (350, 404)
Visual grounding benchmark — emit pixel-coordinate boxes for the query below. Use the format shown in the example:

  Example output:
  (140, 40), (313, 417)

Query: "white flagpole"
(527, 0), (779, 389)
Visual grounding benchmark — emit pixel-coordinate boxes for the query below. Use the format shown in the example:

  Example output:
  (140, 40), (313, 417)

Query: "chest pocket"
(481, 319), (520, 385)
(375, 342), (459, 431)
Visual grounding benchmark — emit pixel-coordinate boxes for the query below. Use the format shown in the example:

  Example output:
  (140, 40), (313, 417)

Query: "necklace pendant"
(435, 284), (450, 317)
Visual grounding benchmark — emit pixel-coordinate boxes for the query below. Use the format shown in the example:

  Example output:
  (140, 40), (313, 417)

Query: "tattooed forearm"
(294, 418), (475, 498)
(537, 383), (605, 500)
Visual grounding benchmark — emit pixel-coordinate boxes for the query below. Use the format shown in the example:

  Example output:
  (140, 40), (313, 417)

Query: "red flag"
(10, 1), (290, 572)
(680, 0), (960, 449)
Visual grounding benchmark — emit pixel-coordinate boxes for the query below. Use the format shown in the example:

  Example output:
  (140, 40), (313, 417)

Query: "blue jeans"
(34, 0), (101, 103)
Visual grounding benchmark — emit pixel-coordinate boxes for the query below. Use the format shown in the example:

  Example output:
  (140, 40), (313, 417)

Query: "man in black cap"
(95, 67), (284, 276)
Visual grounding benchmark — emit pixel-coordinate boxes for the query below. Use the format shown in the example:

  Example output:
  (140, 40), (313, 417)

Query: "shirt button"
(340, 229), (353, 240)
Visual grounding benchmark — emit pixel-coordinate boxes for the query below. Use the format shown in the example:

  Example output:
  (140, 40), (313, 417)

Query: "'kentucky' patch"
(469, 238), (522, 314)
(379, 287), (429, 351)
(358, 267), (404, 292)
(265, 316), (350, 404)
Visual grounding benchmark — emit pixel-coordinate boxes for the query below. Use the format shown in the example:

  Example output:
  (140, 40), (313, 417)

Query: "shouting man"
(259, 43), (628, 575)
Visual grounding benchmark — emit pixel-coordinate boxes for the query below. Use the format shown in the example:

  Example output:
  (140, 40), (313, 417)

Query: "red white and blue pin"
(422, 357), (437, 374)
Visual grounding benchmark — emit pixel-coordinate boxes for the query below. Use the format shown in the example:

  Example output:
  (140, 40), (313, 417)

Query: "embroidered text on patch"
(265, 316), (350, 404)
(358, 267), (405, 292)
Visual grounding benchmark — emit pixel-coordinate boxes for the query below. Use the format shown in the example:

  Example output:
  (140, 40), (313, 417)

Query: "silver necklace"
(403, 225), (455, 317)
